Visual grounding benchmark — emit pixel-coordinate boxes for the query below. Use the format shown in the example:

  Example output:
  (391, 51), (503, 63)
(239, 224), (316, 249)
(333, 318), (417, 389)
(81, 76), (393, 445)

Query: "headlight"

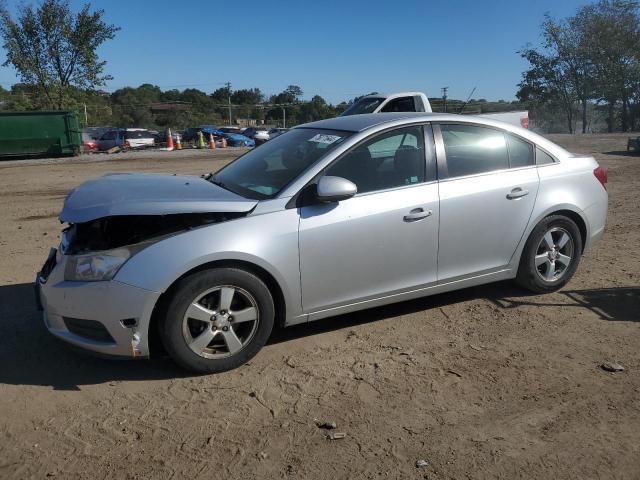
(64, 248), (132, 282)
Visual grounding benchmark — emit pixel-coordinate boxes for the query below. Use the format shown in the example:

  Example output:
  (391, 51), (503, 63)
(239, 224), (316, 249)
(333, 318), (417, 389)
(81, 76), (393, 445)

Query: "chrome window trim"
(436, 164), (537, 183)
(352, 179), (438, 198)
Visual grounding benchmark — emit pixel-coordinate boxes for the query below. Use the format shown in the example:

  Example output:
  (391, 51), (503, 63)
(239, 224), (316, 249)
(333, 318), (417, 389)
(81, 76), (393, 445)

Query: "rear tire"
(160, 268), (274, 373)
(516, 215), (582, 293)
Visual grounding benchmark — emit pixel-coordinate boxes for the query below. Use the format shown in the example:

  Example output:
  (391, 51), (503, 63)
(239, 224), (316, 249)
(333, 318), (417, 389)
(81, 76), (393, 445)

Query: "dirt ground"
(0, 136), (638, 479)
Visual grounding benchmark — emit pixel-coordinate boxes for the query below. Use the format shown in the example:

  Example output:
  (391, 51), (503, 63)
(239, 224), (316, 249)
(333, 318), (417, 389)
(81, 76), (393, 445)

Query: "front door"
(298, 125), (439, 314)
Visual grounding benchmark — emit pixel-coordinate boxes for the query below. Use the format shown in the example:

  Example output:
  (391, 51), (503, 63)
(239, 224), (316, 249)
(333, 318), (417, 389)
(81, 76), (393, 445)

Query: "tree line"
(518, 0), (640, 133)
(5, 0), (636, 133)
(0, 80), (523, 129)
(0, 82), (349, 128)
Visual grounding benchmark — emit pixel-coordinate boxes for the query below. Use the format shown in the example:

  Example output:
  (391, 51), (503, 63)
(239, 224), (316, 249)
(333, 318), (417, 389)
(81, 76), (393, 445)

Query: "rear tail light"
(520, 117), (529, 129)
(124, 140), (131, 148)
(594, 166), (608, 190)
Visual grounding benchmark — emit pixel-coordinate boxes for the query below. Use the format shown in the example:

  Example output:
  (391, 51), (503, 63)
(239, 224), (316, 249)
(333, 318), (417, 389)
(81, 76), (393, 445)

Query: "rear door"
(434, 123), (539, 281)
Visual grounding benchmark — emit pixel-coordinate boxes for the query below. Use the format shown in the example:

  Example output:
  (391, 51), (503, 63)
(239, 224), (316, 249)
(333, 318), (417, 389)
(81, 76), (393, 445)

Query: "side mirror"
(316, 176), (357, 202)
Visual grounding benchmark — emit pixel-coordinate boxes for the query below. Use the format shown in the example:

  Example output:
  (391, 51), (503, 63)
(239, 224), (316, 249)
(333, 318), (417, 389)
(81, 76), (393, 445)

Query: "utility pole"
(281, 106), (286, 128)
(441, 87), (449, 113)
(225, 81), (232, 125)
(83, 103), (88, 125)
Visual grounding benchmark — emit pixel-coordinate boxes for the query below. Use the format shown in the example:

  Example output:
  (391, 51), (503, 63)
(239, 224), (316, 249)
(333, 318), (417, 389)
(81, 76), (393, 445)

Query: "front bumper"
(36, 252), (161, 358)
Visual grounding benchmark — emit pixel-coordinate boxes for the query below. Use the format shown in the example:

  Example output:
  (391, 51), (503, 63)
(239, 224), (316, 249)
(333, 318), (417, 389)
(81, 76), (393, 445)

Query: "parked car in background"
(241, 127), (269, 139)
(183, 125), (221, 142)
(150, 129), (179, 144)
(82, 131), (98, 152)
(181, 127), (201, 142)
(268, 128), (288, 139)
(223, 133), (255, 147)
(97, 128), (155, 151)
(219, 126), (243, 134)
(37, 112), (607, 373)
(253, 130), (269, 145)
(84, 127), (112, 141)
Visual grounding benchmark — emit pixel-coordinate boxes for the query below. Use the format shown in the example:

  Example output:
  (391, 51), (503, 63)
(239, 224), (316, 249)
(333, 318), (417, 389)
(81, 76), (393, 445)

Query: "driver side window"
(325, 126), (426, 194)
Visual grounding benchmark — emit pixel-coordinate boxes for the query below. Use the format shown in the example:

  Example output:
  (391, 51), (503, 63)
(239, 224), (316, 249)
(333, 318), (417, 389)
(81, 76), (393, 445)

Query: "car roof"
(295, 112), (570, 158)
(294, 112), (460, 132)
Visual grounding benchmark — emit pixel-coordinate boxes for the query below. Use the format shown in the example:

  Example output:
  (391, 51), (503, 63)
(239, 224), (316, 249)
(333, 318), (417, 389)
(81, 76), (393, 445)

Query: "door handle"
(403, 208), (432, 222)
(506, 188), (529, 200)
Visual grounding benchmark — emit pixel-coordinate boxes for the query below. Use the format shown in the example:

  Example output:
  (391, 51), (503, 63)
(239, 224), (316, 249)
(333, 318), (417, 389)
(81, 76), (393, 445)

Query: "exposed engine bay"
(63, 212), (245, 254)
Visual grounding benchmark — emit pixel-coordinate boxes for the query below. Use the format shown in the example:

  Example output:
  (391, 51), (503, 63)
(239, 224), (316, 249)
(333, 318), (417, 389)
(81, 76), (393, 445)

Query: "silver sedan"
(36, 112), (608, 372)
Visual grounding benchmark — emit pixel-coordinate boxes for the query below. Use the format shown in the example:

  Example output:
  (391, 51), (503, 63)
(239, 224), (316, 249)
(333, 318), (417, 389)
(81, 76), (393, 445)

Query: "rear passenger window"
(506, 134), (534, 168)
(536, 148), (556, 165)
(440, 124), (509, 178)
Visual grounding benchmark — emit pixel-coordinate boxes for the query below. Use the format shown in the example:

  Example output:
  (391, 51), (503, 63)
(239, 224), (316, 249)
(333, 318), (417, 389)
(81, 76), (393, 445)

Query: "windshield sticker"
(309, 134), (341, 145)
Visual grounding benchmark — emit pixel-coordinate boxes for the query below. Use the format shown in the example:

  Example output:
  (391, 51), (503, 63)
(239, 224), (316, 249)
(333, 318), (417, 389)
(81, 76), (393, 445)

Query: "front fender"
(115, 209), (303, 320)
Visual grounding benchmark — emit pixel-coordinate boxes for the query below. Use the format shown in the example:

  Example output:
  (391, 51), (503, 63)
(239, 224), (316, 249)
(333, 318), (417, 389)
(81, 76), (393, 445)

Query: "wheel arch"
(548, 209), (587, 253)
(512, 204), (589, 272)
(147, 259), (288, 357)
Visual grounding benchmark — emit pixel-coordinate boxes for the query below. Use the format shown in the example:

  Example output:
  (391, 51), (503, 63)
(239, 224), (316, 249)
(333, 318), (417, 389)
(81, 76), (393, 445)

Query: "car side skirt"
(303, 268), (515, 323)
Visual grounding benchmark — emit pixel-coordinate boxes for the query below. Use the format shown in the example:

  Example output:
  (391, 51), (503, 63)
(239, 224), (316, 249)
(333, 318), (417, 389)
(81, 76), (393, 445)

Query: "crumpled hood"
(60, 173), (258, 223)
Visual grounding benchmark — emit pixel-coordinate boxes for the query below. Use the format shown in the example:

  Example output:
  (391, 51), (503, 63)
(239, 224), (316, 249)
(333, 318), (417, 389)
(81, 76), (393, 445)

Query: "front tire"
(160, 268), (275, 373)
(516, 215), (582, 293)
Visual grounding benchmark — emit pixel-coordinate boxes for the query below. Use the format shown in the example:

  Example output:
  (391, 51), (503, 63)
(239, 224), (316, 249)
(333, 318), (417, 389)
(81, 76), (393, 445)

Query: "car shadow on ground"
(489, 286), (640, 322)
(1, 281), (638, 390)
(602, 150), (640, 157)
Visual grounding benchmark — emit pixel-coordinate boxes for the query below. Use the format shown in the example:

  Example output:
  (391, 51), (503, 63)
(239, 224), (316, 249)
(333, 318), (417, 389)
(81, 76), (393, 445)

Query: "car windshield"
(341, 97), (384, 116)
(212, 128), (352, 199)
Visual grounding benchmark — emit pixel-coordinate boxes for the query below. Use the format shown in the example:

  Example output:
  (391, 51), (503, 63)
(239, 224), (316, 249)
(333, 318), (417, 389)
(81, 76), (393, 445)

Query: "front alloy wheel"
(182, 286), (259, 359)
(161, 268), (275, 373)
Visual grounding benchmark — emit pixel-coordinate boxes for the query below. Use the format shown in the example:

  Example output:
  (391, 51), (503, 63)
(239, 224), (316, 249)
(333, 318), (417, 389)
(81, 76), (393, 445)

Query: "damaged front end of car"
(52, 212), (248, 357)
(56, 172), (260, 282)
(37, 172), (260, 358)
(60, 212), (245, 282)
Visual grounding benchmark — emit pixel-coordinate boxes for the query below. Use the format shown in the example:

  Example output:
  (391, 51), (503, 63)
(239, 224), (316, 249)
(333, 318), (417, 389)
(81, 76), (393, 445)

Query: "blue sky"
(0, 0), (591, 103)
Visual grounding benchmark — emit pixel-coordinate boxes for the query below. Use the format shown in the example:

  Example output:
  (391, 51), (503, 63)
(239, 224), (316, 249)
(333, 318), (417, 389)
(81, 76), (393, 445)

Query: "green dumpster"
(0, 111), (82, 158)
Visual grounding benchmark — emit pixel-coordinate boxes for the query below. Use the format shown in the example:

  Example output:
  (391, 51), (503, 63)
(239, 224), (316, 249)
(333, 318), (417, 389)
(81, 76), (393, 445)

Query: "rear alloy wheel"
(161, 268), (274, 373)
(534, 227), (574, 283)
(516, 215), (582, 293)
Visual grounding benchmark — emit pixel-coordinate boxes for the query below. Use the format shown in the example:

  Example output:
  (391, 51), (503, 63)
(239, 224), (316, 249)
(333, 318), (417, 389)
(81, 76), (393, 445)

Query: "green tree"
(581, 0), (640, 131)
(517, 48), (578, 133)
(0, 0), (119, 109)
(271, 85), (303, 104)
(231, 88), (263, 105)
(519, 0), (640, 133)
(543, 13), (596, 133)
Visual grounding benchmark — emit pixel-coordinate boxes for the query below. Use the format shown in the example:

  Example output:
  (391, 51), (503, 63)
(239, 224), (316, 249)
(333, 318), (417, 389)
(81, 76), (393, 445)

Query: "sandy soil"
(0, 137), (638, 479)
